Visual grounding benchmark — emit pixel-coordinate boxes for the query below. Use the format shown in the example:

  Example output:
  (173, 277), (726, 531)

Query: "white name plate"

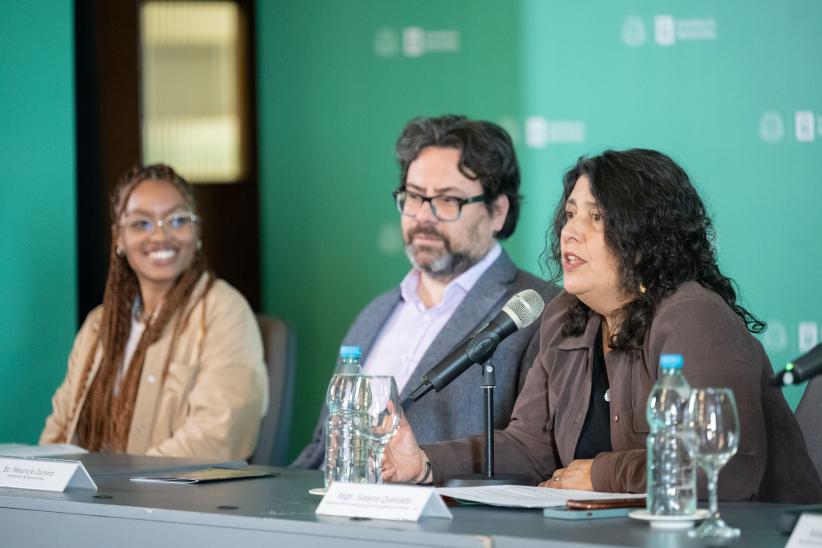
(787, 513), (822, 548)
(316, 482), (452, 522)
(0, 457), (97, 492)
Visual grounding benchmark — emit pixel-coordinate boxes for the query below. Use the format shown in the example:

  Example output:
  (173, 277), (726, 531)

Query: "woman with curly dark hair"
(382, 149), (821, 503)
(40, 164), (268, 459)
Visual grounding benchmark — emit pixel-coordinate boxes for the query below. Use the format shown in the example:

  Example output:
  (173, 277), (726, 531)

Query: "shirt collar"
(400, 243), (502, 309)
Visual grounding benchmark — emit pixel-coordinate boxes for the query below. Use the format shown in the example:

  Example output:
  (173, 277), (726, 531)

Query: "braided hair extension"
(72, 165), (211, 452)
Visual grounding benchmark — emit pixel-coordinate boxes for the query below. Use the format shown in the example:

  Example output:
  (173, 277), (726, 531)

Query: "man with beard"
(292, 115), (557, 469)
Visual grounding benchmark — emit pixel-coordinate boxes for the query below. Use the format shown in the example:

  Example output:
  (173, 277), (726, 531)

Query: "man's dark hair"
(395, 115), (521, 239)
(545, 148), (765, 350)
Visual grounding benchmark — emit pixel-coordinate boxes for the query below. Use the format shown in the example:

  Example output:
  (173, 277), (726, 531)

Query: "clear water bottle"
(646, 353), (696, 515)
(324, 346), (368, 488)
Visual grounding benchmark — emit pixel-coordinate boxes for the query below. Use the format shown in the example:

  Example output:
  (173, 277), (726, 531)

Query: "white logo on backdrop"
(799, 322), (819, 353)
(377, 223), (404, 255)
(652, 14), (717, 46)
(426, 30), (460, 52)
(762, 320), (789, 352)
(525, 117), (548, 148)
(676, 18), (718, 41)
(621, 16), (646, 47)
(795, 111), (816, 142)
(394, 26), (460, 58)
(759, 111), (785, 143)
(403, 27), (426, 57)
(374, 28), (400, 58)
(654, 15), (676, 46)
(525, 116), (586, 148)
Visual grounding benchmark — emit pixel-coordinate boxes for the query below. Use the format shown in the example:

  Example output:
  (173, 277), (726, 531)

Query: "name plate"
(0, 457), (97, 492)
(316, 482), (452, 522)
(787, 513), (822, 548)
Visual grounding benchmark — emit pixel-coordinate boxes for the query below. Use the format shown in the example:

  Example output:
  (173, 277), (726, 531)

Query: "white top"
(115, 318), (146, 395)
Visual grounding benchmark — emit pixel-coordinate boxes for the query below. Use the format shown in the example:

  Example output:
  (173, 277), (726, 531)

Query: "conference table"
(0, 454), (804, 547)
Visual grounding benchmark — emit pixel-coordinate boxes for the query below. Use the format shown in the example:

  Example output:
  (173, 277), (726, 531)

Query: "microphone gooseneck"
(409, 289), (545, 401)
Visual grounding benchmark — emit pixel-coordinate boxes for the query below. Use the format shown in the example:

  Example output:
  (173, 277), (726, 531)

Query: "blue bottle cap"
(339, 345), (362, 359)
(659, 353), (684, 369)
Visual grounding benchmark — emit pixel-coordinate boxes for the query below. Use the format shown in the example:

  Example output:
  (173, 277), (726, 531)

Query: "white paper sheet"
(435, 485), (644, 508)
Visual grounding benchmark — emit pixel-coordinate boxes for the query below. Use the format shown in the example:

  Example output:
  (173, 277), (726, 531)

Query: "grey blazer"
(291, 250), (558, 469)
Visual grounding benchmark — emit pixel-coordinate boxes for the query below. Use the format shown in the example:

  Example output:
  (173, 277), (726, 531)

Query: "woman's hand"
(381, 415), (428, 483)
(538, 459), (594, 491)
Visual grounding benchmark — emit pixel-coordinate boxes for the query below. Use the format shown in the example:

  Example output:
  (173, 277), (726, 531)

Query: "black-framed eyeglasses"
(392, 189), (485, 222)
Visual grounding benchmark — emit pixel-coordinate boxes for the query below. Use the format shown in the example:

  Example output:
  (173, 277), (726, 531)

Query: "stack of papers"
(436, 485), (645, 508)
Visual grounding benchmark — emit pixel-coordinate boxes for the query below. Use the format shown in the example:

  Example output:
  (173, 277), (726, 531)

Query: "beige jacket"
(425, 282), (822, 503)
(40, 275), (268, 461)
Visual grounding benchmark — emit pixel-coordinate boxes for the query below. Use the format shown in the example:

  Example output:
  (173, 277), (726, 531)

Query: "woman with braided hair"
(41, 164), (268, 460)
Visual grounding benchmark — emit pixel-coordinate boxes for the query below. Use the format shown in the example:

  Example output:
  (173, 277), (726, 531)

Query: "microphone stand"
(444, 360), (530, 487)
(483, 361), (495, 479)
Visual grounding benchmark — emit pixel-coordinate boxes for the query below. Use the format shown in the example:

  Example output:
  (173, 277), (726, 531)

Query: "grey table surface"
(0, 454), (808, 548)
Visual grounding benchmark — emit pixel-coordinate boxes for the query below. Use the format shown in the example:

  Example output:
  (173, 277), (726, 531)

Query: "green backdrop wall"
(258, 0), (822, 459)
(0, 0), (816, 454)
(0, 1), (77, 442)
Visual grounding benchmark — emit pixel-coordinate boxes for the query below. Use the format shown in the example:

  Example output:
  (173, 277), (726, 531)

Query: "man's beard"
(404, 226), (478, 281)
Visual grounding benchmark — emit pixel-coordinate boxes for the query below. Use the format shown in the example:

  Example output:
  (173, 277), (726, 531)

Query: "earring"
(116, 247), (125, 257)
(639, 283), (647, 295)
(196, 240), (202, 251)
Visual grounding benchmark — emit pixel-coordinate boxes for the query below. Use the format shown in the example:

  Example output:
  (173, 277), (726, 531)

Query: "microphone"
(770, 343), (822, 386)
(409, 289), (545, 401)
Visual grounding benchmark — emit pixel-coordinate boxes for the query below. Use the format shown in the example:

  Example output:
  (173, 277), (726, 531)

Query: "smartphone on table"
(543, 497), (645, 520)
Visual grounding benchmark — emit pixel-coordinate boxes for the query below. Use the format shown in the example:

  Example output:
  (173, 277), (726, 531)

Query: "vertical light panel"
(141, 1), (246, 183)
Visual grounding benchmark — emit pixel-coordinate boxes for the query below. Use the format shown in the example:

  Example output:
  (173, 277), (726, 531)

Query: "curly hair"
(72, 164), (213, 452)
(545, 149), (765, 350)
(395, 115), (521, 238)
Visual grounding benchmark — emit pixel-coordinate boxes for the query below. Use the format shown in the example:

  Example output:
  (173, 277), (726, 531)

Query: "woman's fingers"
(538, 467), (566, 488)
(546, 460), (594, 491)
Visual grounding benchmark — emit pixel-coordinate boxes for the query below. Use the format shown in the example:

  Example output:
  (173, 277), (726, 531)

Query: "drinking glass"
(685, 388), (741, 539)
(353, 375), (402, 484)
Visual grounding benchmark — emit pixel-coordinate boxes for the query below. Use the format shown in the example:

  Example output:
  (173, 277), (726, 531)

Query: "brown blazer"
(40, 275), (268, 460)
(424, 282), (822, 503)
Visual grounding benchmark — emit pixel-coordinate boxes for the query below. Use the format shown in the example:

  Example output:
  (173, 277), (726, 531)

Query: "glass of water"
(353, 375), (402, 484)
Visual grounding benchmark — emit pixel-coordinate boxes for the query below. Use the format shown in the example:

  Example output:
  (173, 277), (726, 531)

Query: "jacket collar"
(557, 310), (602, 351)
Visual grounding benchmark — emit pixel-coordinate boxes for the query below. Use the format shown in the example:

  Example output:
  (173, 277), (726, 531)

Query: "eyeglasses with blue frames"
(120, 211), (200, 238)
(392, 189), (485, 222)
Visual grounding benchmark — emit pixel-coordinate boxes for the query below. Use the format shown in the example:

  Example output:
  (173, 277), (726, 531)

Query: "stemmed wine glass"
(685, 388), (741, 539)
(353, 375), (402, 484)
